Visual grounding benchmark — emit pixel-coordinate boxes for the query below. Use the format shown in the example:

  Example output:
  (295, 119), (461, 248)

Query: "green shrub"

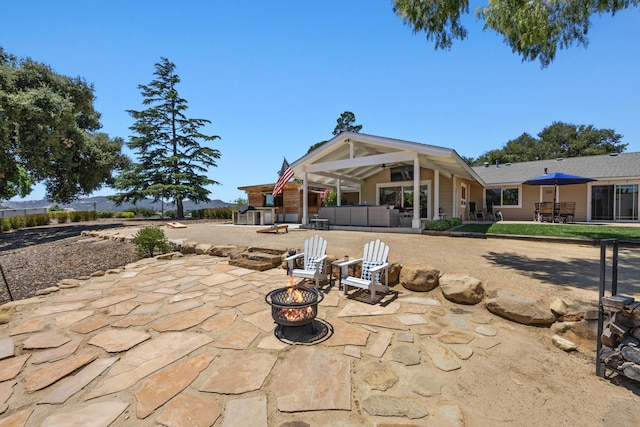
(97, 211), (114, 218)
(424, 219), (453, 231)
(69, 211), (83, 222)
(194, 207), (232, 220)
(124, 207), (157, 218)
(55, 211), (68, 223)
(133, 226), (171, 258)
(32, 214), (51, 226)
(25, 214), (37, 227)
(48, 204), (63, 212)
(84, 210), (98, 221)
(114, 211), (135, 218)
(8, 215), (26, 230)
(164, 210), (176, 219)
(446, 217), (463, 228)
(1, 217), (10, 232)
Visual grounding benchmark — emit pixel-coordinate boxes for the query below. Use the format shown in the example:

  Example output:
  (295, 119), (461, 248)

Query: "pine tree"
(111, 58), (221, 219)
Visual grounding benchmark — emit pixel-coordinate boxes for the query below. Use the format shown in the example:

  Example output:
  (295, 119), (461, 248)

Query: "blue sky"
(4, 1), (639, 203)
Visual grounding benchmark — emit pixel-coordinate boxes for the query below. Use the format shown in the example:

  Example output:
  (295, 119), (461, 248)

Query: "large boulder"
(194, 243), (213, 255)
(400, 264), (440, 292)
(485, 289), (555, 326)
(439, 274), (484, 305)
(180, 240), (198, 254)
(209, 245), (241, 257)
(387, 262), (401, 285)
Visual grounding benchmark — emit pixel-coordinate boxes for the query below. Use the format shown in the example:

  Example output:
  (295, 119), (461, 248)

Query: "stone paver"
(0, 407), (33, 426)
(69, 317), (108, 334)
(134, 353), (216, 418)
(213, 324), (261, 349)
(40, 401), (129, 427)
(337, 301), (400, 317)
(157, 394), (221, 426)
(421, 338), (462, 372)
(0, 380), (16, 414)
(151, 305), (215, 332)
(367, 330), (393, 357)
(200, 310), (237, 332)
(90, 292), (137, 309)
(0, 354), (30, 382)
(31, 337), (83, 364)
(9, 317), (46, 336)
(54, 310), (94, 326)
(200, 353), (276, 394)
(24, 353), (96, 392)
(88, 329), (151, 352)
(0, 338), (14, 359)
(22, 331), (70, 349)
(272, 346), (351, 411)
(32, 302), (85, 317)
(222, 395), (267, 427)
(39, 357), (119, 404)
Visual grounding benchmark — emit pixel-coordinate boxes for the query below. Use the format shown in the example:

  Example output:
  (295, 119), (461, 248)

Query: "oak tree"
(0, 47), (128, 202)
(472, 121), (627, 165)
(392, 0), (639, 67)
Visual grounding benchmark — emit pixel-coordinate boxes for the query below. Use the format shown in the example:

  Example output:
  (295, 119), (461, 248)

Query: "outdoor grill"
(265, 284), (323, 327)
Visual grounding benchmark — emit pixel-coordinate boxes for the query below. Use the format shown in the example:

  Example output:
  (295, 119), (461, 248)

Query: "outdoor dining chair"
(468, 202), (484, 221)
(559, 202), (576, 223)
(336, 239), (390, 303)
(537, 202), (555, 222)
(284, 234), (329, 288)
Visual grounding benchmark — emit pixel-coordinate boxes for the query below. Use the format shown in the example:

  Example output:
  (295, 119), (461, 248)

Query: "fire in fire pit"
(265, 278), (323, 328)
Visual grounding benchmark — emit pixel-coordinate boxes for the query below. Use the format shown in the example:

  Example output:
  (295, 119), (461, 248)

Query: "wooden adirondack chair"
(284, 235), (328, 288)
(337, 239), (390, 303)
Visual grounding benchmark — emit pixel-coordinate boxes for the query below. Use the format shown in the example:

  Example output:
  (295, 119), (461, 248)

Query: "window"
(390, 166), (414, 182)
(378, 181), (430, 217)
(486, 187), (520, 207)
(264, 194), (275, 207)
(379, 186), (401, 206)
(460, 184), (467, 207)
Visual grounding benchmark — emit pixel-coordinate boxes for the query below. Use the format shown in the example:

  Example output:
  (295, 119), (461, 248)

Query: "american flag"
(272, 158), (294, 197)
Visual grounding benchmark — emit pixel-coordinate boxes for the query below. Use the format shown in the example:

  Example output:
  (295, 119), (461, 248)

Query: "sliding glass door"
(591, 184), (638, 221)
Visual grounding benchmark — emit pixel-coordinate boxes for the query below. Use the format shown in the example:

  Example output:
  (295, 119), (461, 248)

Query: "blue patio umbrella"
(523, 172), (596, 201)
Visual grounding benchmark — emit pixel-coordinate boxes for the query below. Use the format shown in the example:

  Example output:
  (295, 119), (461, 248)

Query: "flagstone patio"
(1, 252), (508, 426)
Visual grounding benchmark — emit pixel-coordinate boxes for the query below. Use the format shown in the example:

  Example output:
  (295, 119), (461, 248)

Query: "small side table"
(330, 258), (354, 290)
(310, 218), (329, 230)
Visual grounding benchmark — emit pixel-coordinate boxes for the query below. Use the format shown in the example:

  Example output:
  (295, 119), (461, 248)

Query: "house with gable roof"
(237, 132), (639, 227)
(474, 152), (640, 222)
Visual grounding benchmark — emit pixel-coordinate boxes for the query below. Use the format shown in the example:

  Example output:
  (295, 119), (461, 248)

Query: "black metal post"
(596, 240), (607, 377)
(0, 263), (14, 302)
(611, 240), (618, 296)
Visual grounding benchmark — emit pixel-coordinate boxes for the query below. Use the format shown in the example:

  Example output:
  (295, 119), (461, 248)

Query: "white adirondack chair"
(284, 235), (328, 288)
(337, 239), (390, 303)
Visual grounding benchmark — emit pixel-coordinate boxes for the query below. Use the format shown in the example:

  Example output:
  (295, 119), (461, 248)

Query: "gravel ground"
(0, 221), (144, 304)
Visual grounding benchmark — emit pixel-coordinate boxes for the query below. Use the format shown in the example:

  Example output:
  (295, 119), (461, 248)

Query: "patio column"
(412, 156), (420, 228)
(433, 169), (440, 220)
(337, 179), (342, 206)
(302, 171), (309, 225)
(452, 176), (457, 219)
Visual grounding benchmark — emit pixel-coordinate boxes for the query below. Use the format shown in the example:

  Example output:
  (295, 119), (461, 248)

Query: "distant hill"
(1, 196), (232, 212)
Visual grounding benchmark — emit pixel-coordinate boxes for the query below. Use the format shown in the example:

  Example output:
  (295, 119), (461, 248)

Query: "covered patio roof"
(289, 132), (485, 188)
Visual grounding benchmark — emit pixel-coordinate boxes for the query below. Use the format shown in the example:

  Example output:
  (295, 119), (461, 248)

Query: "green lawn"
(453, 223), (640, 241)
